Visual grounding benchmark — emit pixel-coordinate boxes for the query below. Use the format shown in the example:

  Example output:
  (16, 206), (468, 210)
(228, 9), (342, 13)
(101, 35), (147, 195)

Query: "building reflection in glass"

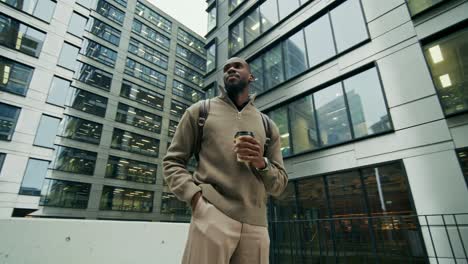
(100, 186), (153, 213)
(58, 115), (103, 145)
(51, 146), (97, 175)
(40, 179), (91, 209)
(111, 128), (159, 157)
(106, 156), (157, 184)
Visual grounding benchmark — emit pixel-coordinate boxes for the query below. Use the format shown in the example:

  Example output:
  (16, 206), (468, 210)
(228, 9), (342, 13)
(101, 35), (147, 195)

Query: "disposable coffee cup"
(234, 131), (254, 163)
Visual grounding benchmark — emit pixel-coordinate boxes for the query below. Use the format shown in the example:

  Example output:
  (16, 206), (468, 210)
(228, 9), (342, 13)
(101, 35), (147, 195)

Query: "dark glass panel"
(168, 120), (178, 137)
(58, 115), (102, 144)
(86, 17), (121, 46)
(119, 80), (164, 110)
(170, 100), (189, 117)
(177, 28), (205, 55)
(176, 45), (206, 72)
(0, 102), (20, 141)
(81, 38), (117, 67)
(75, 62), (113, 91)
(161, 192), (190, 216)
(128, 38), (168, 69)
(131, 20), (170, 50)
(67, 88), (108, 117)
(1, 0), (56, 22)
(115, 102), (162, 133)
(0, 56), (34, 96)
(52, 146), (97, 175)
(105, 156), (157, 184)
(0, 14), (46, 57)
(111, 128), (160, 157)
(172, 80), (204, 103)
(40, 179), (91, 209)
(96, 0), (125, 25)
(125, 58), (166, 89)
(100, 186), (153, 212)
(174, 62), (204, 87)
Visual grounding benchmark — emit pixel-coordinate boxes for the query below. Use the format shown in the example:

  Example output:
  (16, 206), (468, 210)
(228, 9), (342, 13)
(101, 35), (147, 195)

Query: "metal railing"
(268, 213), (468, 264)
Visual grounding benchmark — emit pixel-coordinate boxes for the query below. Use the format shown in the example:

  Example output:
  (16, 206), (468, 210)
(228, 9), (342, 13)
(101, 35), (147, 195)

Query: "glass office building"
(0, 0), (205, 221)
(204, 0), (468, 262)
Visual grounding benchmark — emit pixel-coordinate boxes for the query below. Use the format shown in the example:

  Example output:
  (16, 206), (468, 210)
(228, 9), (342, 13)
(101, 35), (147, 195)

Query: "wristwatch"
(257, 157), (270, 172)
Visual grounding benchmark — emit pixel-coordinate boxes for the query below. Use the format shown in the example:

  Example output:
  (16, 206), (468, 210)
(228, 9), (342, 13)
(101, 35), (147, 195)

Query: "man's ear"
(248, 74), (255, 83)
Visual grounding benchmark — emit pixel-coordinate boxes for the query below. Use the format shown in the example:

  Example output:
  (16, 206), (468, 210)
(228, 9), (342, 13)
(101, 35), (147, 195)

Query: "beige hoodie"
(162, 92), (288, 226)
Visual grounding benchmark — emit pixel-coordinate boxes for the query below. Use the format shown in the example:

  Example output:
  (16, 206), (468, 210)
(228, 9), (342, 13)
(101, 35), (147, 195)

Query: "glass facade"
(67, 88), (108, 117)
(111, 128), (160, 157)
(80, 38), (118, 67)
(207, 3), (216, 33)
(0, 102), (20, 141)
(269, 162), (424, 263)
(116, 103), (162, 133)
(174, 62), (204, 87)
(100, 186), (153, 212)
(40, 179), (91, 209)
(407, 0), (445, 15)
(135, 1), (172, 33)
(229, 0), (247, 13)
(267, 67), (391, 156)
(0, 13), (46, 57)
(161, 192), (190, 216)
(34, 115), (60, 148)
(128, 38), (168, 69)
(74, 62), (113, 91)
(132, 20), (170, 50)
(0, 56), (34, 96)
(0, 0), (56, 22)
(206, 41), (216, 74)
(68, 12), (88, 37)
(176, 45), (206, 72)
(168, 120), (178, 137)
(52, 146), (97, 175)
(423, 27), (468, 116)
(177, 28), (206, 55)
(125, 58), (166, 89)
(106, 156), (157, 184)
(170, 100), (189, 117)
(47, 76), (71, 107)
(58, 115), (103, 145)
(58, 42), (80, 70)
(247, 0), (368, 93)
(120, 80), (164, 110)
(19, 159), (49, 196)
(172, 80), (204, 103)
(96, 0), (125, 25)
(86, 17), (121, 46)
(457, 149), (468, 186)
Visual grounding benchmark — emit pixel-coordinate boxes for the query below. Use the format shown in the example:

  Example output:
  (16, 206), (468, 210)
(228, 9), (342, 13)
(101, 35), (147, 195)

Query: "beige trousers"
(182, 197), (270, 264)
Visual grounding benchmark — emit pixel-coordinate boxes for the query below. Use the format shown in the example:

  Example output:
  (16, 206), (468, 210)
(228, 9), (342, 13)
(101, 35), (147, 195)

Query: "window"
(0, 14), (46, 57)
(0, 102), (20, 141)
(80, 38), (117, 67)
(120, 80), (164, 110)
(125, 58), (166, 89)
(74, 62), (113, 91)
(128, 38), (168, 69)
(58, 115), (103, 144)
(259, 0), (278, 32)
(177, 28), (206, 56)
(174, 62), (204, 87)
(267, 66), (391, 156)
(68, 12), (88, 37)
(116, 103), (162, 133)
(170, 100), (189, 117)
(263, 44), (284, 90)
(161, 192), (190, 216)
(304, 14), (336, 67)
(111, 128), (160, 157)
(106, 156), (157, 184)
(100, 186), (153, 212)
(229, 22), (243, 55)
(52, 145), (97, 175)
(132, 20), (170, 50)
(96, 0), (125, 25)
(0, 153), (5, 173)
(229, 0), (246, 13)
(58, 42), (80, 70)
(173, 80), (204, 103)
(278, 0), (299, 20)
(283, 30), (308, 79)
(135, 1), (172, 33)
(457, 149), (468, 186)
(249, 57), (263, 94)
(67, 88), (108, 117)
(176, 45), (207, 72)
(34, 115), (60, 148)
(86, 17), (121, 46)
(19, 159), (50, 196)
(206, 41), (216, 74)
(423, 27), (468, 116)
(244, 8), (260, 44)
(40, 179), (91, 209)
(330, 0), (368, 53)
(344, 68), (391, 138)
(407, 0), (445, 16)
(207, 3), (216, 33)
(168, 120), (178, 137)
(47, 76), (71, 106)
(1, 0), (56, 22)
(114, 0), (127, 7)
(0, 56), (34, 96)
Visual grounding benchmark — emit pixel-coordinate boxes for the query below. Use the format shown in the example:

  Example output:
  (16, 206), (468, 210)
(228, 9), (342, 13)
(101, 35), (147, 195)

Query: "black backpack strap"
(194, 99), (210, 161)
(260, 113), (271, 156)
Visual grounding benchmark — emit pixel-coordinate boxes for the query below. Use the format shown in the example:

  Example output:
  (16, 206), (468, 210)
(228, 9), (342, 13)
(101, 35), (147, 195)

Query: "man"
(163, 57), (288, 264)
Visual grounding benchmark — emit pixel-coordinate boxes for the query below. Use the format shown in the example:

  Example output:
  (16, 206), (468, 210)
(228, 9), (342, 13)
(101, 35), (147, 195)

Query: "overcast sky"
(147, 0), (208, 37)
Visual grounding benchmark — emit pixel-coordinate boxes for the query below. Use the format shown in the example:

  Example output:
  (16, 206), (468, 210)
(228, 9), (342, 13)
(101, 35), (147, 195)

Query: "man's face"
(223, 58), (253, 95)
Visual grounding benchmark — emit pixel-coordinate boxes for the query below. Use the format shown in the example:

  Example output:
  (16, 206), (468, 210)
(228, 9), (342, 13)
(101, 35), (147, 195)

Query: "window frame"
(80, 38), (118, 68)
(0, 0), (57, 23)
(0, 56), (34, 96)
(119, 79), (165, 110)
(0, 102), (21, 141)
(455, 147), (468, 188)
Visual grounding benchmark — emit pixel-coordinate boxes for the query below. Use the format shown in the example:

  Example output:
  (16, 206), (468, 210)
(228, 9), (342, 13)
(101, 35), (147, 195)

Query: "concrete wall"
(0, 219), (190, 264)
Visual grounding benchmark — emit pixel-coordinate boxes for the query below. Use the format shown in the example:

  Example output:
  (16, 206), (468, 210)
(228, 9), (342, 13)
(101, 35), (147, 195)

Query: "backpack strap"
(260, 113), (272, 156)
(194, 99), (210, 161)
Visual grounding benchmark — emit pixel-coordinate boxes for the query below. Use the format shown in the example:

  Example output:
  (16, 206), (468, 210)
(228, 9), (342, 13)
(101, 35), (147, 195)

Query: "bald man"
(163, 57), (288, 264)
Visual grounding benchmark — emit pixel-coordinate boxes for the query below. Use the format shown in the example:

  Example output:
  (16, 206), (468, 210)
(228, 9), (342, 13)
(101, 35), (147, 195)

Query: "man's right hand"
(191, 191), (202, 211)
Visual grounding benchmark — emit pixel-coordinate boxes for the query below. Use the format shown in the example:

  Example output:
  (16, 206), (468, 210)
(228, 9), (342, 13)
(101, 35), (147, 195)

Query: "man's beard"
(225, 78), (248, 96)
